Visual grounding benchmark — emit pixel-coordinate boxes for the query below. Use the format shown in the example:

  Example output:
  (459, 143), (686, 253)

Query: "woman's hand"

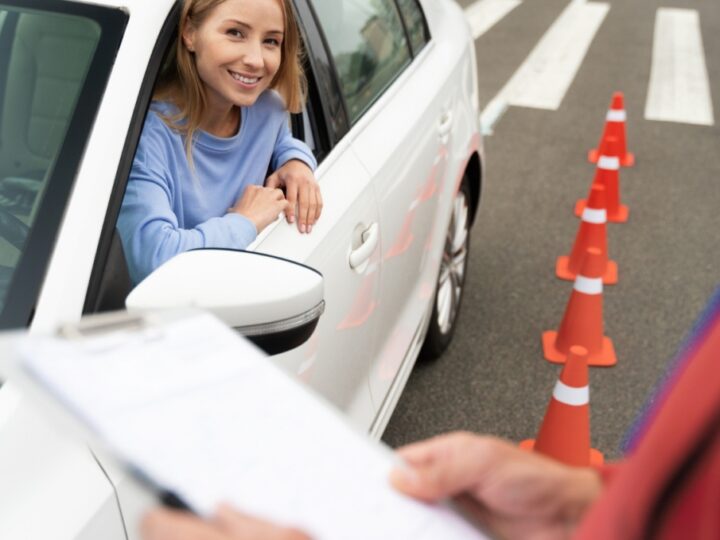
(142, 504), (310, 540)
(265, 160), (322, 234)
(390, 432), (602, 540)
(229, 185), (289, 234)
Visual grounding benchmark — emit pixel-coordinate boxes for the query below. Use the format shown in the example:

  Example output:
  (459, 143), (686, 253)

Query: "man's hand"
(390, 432), (602, 540)
(142, 505), (311, 540)
(265, 160), (322, 234)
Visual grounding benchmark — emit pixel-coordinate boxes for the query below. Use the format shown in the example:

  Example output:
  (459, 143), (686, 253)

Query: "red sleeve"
(574, 311), (720, 539)
(591, 462), (622, 486)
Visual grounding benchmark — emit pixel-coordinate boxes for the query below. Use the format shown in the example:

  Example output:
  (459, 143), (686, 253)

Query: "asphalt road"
(383, 0), (720, 459)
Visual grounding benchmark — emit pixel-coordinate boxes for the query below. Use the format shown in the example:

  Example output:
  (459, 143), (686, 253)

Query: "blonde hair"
(154, 0), (306, 162)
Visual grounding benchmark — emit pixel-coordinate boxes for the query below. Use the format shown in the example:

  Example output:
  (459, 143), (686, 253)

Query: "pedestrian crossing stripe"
(464, 0), (521, 40)
(466, 1), (716, 132)
(645, 8), (714, 126)
(479, 0), (609, 134)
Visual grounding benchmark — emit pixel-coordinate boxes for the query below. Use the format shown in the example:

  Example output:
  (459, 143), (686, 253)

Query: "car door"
(311, 0), (453, 415)
(253, 147), (380, 430)
(0, 2), (136, 538)
(227, 5), (381, 432)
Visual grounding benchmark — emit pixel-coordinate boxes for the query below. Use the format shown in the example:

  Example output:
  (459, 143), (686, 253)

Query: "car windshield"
(0, 1), (125, 328)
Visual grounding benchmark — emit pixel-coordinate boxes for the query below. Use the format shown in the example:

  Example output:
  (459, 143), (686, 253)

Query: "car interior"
(0, 8), (100, 308)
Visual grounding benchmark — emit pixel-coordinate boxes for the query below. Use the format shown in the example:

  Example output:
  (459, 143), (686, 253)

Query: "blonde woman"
(118, 0), (321, 285)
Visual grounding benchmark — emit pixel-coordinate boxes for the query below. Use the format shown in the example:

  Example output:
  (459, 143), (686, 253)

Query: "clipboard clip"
(53, 310), (200, 353)
(54, 311), (172, 357)
(57, 311), (149, 340)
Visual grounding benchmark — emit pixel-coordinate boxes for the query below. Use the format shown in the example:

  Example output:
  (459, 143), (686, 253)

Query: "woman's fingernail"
(307, 225), (312, 233)
(300, 224), (306, 233)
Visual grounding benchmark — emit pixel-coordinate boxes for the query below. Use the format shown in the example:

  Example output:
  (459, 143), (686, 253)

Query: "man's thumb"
(390, 433), (498, 502)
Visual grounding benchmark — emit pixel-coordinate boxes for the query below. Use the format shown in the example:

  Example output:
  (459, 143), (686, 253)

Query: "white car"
(0, 0), (483, 537)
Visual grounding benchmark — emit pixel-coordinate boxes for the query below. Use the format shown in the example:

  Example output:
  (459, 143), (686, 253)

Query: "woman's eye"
(264, 38), (281, 47)
(227, 29), (244, 38)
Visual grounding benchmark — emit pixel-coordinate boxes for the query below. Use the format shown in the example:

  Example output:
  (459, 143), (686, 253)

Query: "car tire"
(420, 175), (472, 361)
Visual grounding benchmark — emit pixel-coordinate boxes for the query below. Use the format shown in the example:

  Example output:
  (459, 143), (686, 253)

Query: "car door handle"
(349, 223), (379, 269)
(438, 109), (454, 137)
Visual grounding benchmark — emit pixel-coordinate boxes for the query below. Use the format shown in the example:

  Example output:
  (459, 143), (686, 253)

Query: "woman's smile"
(228, 70), (262, 89)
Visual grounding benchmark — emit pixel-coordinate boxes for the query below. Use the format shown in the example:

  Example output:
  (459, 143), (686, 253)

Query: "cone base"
(608, 204), (629, 223)
(542, 330), (617, 367)
(520, 439), (605, 466)
(622, 152), (635, 167)
(556, 256), (618, 285)
(575, 199), (629, 223)
(588, 148), (635, 167)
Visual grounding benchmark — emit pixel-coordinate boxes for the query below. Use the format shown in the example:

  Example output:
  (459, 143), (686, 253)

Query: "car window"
(84, 8), (338, 315)
(396, 0), (430, 55)
(292, 58), (334, 162)
(311, 0), (412, 124)
(0, 2), (125, 328)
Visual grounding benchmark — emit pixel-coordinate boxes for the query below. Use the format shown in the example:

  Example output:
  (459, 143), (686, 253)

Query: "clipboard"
(0, 310), (199, 511)
(0, 309), (490, 540)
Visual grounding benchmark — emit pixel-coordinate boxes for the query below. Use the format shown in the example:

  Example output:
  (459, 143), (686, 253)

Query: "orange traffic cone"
(543, 247), (617, 367)
(575, 136), (629, 223)
(521, 346), (604, 466)
(588, 92), (634, 167)
(558, 184), (617, 284)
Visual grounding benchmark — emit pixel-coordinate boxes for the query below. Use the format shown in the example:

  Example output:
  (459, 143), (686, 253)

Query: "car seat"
(0, 9), (129, 311)
(0, 10), (100, 218)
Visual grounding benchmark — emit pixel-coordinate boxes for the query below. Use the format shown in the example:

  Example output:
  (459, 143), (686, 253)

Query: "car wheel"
(420, 176), (472, 360)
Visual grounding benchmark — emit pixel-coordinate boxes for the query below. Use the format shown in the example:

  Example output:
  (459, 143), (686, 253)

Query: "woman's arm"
(117, 168), (258, 285)
(117, 124), (290, 286)
(270, 115), (317, 174)
(267, 118), (322, 233)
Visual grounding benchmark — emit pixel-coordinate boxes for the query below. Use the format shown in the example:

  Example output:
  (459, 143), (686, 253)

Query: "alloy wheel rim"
(436, 189), (469, 335)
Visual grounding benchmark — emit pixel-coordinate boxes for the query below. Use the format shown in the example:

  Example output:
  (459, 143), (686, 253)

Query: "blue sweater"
(117, 91), (316, 285)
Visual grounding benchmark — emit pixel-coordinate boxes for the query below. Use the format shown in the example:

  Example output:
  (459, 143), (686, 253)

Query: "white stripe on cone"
(553, 380), (590, 406)
(597, 155), (620, 170)
(574, 275), (603, 295)
(606, 109), (627, 122)
(582, 207), (607, 224)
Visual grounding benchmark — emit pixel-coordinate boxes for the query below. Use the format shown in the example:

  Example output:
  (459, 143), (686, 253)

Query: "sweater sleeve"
(270, 113), (318, 172)
(117, 129), (257, 286)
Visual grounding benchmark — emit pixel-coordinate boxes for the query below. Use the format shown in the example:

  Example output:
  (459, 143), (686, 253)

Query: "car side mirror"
(125, 249), (324, 355)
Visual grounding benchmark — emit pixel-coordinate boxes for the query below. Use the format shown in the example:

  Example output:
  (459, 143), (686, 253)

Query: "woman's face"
(183, 0), (284, 111)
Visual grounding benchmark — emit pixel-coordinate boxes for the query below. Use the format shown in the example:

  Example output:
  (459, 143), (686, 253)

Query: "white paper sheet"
(15, 313), (488, 540)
